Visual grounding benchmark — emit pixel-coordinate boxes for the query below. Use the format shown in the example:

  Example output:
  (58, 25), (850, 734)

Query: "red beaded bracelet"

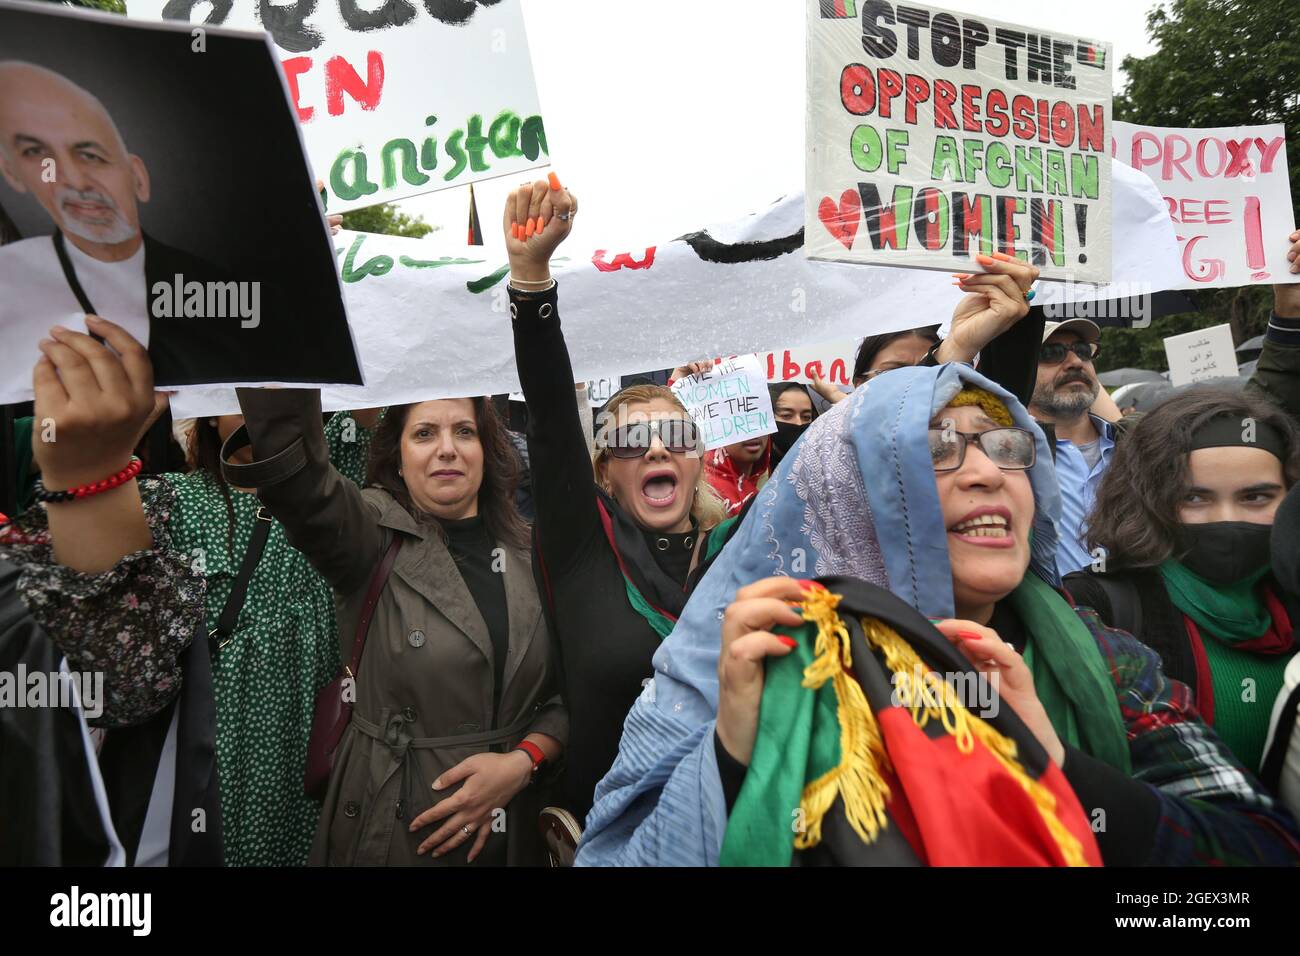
(31, 457), (143, 504)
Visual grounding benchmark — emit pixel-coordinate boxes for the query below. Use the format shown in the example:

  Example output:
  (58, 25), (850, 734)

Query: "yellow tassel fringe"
(793, 589), (1090, 867)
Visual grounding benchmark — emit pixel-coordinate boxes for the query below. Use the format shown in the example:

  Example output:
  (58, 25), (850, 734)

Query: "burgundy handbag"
(304, 534), (402, 798)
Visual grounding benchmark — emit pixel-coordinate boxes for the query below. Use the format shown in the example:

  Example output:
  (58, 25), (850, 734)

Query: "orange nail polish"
(975, 254), (994, 265)
(535, 219), (544, 236)
(511, 223), (519, 239)
(952, 273), (971, 280)
(777, 636), (798, 649)
(548, 172), (561, 191)
(526, 218), (536, 238)
(992, 252), (1014, 262)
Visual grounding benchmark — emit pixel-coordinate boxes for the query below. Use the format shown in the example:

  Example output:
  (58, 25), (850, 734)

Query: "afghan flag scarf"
(595, 490), (733, 639)
(720, 576), (1102, 867)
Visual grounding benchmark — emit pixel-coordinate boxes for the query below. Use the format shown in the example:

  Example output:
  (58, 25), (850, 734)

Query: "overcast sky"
(400, 0), (1163, 249)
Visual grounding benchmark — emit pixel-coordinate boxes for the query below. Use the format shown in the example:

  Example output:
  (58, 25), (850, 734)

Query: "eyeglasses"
(928, 427), (1037, 472)
(603, 418), (701, 459)
(1039, 341), (1100, 365)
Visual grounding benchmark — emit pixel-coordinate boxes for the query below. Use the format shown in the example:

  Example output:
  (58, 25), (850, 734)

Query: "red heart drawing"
(818, 188), (860, 250)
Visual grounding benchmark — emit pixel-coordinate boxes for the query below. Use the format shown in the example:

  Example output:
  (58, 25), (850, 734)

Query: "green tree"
(1105, 0), (1298, 371)
(340, 203), (437, 239)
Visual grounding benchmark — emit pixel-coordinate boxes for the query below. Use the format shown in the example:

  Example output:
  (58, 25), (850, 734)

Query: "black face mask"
(770, 420), (810, 465)
(1175, 521), (1273, 585)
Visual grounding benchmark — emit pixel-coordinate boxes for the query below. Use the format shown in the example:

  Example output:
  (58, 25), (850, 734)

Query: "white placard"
(1163, 323), (1239, 387)
(126, 0), (547, 212)
(1112, 122), (1297, 289)
(806, 0), (1113, 281)
(670, 355), (776, 451)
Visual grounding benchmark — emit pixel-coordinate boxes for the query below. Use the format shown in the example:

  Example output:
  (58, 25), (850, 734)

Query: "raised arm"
(224, 388), (383, 594)
(1246, 232), (1300, 425)
(10, 316), (202, 727)
(504, 175), (603, 571)
(931, 252), (1041, 405)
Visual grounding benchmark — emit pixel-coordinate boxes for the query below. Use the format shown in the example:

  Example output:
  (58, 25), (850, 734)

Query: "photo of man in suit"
(0, 59), (264, 391)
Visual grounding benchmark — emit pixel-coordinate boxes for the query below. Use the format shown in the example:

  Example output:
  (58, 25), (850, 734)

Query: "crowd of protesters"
(2, 173), (1299, 867)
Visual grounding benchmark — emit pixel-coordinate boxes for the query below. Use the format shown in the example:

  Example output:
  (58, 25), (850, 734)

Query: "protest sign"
(671, 356), (776, 451)
(1113, 122), (1297, 288)
(0, 0), (361, 403)
(166, 159), (1179, 420)
(806, 0), (1113, 282)
(127, 0), (546, 213)
(760, 341), (858, 386)
(1163, 323), (1239, 387)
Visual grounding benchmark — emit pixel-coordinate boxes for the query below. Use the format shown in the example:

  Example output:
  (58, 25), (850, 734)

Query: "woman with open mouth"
(503, 176), (729, 835)
(576, 362), (1300, 866)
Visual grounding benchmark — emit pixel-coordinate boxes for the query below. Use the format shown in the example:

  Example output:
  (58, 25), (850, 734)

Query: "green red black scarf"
(719, 577), (1102, 867)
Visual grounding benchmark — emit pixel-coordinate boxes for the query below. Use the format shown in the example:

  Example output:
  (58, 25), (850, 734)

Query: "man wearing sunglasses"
(1027, 319), (1113, 575)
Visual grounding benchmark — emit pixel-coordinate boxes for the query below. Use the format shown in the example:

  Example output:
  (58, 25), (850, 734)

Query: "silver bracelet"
(508, 275), (556, 292)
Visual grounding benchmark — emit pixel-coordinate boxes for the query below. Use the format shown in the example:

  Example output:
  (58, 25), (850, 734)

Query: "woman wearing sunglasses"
(577, 363), (1300, 865)
(503, 177), (727, 830)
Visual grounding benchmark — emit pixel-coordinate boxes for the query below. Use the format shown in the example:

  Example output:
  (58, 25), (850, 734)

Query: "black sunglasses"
(603, 418), (701, 459)
(928, 426), (1037, 472)
(1040, 341), (1100, 365)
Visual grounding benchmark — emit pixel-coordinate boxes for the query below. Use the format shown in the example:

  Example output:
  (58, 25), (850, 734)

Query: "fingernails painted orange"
(548, 172), (562, 191)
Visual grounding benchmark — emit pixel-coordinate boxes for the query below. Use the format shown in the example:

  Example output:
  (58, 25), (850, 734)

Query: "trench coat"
(224, 389), (568, 866)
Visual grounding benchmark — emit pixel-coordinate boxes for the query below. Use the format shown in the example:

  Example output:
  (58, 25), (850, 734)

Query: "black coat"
(0, 556), (222, 866)
(512, 284), (703, 824)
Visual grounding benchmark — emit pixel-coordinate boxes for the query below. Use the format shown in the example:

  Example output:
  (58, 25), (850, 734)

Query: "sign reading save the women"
(127, 0), (547, 212)
(806, 0), (1113, 282)
(671, 356), (777, 452)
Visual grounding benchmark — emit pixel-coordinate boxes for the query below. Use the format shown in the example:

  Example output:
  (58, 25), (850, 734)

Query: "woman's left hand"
(410, 751), (533, 860)
(504, 172), (576, 283)
(939, 253), (1040, 364)
(931, 618), (1066, 766)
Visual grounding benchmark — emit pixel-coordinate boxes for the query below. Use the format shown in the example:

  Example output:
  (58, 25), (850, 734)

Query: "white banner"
(126, 0), (546, 212)
(759, 341), (858, 386)
(805, 0), (1113, 281)
(169, 159), (1179, 419)
(1112, 122), (1297, 289)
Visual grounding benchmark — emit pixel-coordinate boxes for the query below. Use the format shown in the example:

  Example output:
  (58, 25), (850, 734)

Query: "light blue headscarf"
(575, 363), (1061, 866)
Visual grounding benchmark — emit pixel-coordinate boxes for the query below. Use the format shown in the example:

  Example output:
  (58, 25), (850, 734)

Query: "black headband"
(1189, 413), (1289, 462)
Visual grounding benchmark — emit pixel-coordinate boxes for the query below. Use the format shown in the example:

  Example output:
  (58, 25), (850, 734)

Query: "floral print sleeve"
(326, 410), (374, 487)
(1, 477), (206, 728)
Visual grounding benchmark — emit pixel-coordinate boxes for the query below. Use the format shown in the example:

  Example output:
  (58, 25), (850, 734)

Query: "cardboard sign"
(1113, 122), (1297, 288)
(0, 1), (361, 403)
(127, 0), (547, 213)
(671, 355), (776, 451)
(806, 0), (1113, 281)
(1163, 323), (1239, 387)
(166, 160), (1180, 420)
(759, 341), (857, 385)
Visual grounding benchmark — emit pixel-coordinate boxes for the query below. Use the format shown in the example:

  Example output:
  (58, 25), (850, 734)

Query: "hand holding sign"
(1276, 231), (1300, 317)
(939, 252), (1040, 364)
(504, 173), (577, 283)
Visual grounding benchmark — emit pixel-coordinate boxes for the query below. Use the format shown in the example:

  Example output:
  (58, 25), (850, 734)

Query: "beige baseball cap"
(1042, 318), (1101, 344)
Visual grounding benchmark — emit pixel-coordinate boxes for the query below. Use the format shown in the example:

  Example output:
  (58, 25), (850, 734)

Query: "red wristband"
(513, 740), (546, 774)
